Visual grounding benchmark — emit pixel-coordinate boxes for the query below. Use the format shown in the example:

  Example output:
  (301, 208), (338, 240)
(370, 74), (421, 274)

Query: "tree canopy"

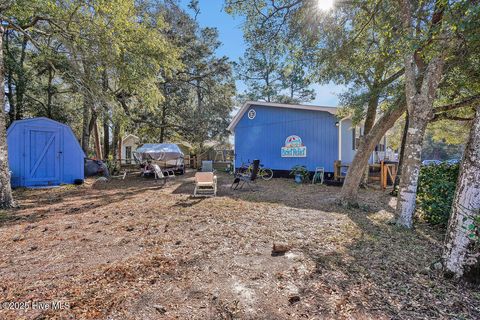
(1, 0), (236, 157)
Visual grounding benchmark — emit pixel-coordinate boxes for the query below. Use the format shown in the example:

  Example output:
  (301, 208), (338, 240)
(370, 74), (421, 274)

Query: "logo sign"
(247, 109), (256, 119)
(281, 135), (307, 157)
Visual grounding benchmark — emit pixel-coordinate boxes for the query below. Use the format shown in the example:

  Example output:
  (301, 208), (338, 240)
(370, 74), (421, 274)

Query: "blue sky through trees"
(179, 0), (344, 107)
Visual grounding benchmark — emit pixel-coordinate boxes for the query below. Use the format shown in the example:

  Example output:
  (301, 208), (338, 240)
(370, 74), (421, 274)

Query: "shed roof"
(7, 117), (85, 156)
(227, 101), (337, 132)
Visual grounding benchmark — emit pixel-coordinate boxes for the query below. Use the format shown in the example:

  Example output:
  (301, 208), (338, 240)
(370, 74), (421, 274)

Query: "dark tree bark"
(391, 112), (409, 195)
(160, 102), (167, 143)
(0, 24), (15, 208)
(103, 116), (109, 159)
(14, 34), (28, 120)
(81, 92), (92, 154)
(102, 69), (109, 158)
(46, 65), (54, 118)
(363, 94), (379, 135)
(339, 104), (406, 204)
(443, 105), (480, 280)
(112, 122), (120, 162)
(5, 30), (16, 124)
(93, 120), (102, 160)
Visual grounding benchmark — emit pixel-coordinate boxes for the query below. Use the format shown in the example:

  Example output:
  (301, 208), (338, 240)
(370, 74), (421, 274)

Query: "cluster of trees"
(229, 6), (315, 104)
(0, 0), (235, 203)
(226, 0), (479, 281)
(234, 41), (315, 103)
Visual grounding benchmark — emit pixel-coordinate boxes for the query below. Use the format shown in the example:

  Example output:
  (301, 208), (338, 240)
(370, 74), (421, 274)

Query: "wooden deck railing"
(334, 160), (398, 189)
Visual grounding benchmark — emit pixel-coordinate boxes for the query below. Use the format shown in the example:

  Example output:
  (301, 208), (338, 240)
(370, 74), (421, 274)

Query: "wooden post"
(334, 160), (341, 181)
(380, 161), (385, 189)
(384, 164), (388, 189)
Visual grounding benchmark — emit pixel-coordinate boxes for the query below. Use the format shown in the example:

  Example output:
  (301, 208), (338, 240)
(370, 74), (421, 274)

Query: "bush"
(417, 163), (460, 225)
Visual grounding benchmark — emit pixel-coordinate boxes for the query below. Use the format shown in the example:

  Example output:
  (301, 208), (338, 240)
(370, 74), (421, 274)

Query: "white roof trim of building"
(227, 101), (338, 132)
(122, 134), (140, 143)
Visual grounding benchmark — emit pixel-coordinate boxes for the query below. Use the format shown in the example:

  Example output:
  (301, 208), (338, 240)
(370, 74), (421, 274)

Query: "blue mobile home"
(7, 117), (85, 187)
(228, 101), (384, 175)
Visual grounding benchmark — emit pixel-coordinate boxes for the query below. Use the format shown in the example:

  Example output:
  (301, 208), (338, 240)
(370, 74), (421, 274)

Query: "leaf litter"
(0, 172), (478, 319)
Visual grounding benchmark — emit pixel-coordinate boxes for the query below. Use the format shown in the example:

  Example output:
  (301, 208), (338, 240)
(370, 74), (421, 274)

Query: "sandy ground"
(0, 171), (479, 320)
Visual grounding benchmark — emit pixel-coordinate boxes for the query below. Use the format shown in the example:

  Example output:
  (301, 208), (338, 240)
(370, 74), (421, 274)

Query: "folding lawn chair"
(151, 164), (165, 180)
(193, 172), (217, 197)
(312, 167), (325, 184)
(231, 159), (260, 190)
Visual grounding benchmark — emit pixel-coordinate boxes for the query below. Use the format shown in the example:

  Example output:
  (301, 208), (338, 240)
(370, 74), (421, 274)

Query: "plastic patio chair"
(193, 172), (217, 197)
(201, 160), (214, 172)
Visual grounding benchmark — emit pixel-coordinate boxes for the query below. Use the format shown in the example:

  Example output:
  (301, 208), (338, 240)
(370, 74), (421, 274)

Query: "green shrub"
(417, 163), (460, 225)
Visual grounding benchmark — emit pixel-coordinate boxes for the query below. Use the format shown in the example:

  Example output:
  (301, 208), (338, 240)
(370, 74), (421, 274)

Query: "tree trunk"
(364, 95), (379, 135)
(81, 92), (91, 154)
(339, 104), (406, 204)
(391, 112), (409, 195)
(82, 91), (99, 157)
(160, 103), (167, 143)
(442, 105), (480, 281)
(103, 116), (109, 159)
(112, 122), (120, 162)
(101, 68), (109, 158)
(396, 0), (446, 228)
(46, 66), (54, 118)
(117, 136), (122, 163)
(0, 25), (15, 208)
(14, 34), (28, 120)
(361, 94), (379, 186)
(395, 103), (431, 227)
(5, 30), (16, 125)
(6, 67), (15, 124)
(93, 120), (102, 160)
(395, 56), (445, 228)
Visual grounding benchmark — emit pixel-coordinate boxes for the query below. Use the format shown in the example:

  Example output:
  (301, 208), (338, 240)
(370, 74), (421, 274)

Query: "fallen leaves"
(0, 173), (478, 319)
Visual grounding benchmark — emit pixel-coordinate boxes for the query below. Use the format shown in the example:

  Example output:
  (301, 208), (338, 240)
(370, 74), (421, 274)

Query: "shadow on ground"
(0, 170), (477, 320)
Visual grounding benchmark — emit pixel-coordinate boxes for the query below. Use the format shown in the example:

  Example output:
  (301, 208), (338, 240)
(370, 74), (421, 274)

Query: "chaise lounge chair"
(193, 172), (217, 197)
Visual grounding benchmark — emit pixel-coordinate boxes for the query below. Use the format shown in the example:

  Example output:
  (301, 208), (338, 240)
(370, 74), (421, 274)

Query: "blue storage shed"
(228, 101), (374, 174)
(7, 117), (85, 187)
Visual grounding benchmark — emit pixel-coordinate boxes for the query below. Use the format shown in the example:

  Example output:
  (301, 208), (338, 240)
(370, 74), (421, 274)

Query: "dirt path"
(0, 172), (478, 319)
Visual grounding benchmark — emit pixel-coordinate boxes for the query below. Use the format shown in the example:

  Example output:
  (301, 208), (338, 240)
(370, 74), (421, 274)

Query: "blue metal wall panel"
(234, 105), (339, 172)
(7, 118), (85, 187)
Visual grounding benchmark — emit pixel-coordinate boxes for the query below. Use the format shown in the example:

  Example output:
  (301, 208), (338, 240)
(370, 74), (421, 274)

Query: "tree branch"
(378, 67), (405, 87)
(433, 95), (480, 113)
(431, 114), (474, 122)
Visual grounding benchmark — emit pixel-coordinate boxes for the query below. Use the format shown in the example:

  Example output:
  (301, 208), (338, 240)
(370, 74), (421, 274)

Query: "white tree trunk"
(395, 101), (431, 228)
(395, 0), (446, 228)
(394, 55), (445, 228)
(442, 105), (480, 279)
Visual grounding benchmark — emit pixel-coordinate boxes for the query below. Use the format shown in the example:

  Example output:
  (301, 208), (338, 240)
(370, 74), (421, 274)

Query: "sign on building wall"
(281, 135), (307, 157)
(247, 109), (256, 119)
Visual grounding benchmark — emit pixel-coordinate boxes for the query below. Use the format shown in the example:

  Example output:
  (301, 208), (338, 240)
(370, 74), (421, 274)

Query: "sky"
(179, 0), (344, 107)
